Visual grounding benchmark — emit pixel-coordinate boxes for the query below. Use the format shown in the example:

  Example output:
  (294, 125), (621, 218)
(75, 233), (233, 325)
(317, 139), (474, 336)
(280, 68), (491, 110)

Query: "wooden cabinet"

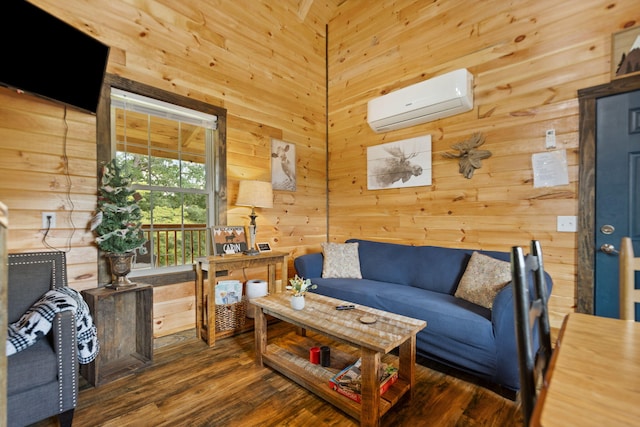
(80, 284), (153, 387)
(195, 252), (288, 347)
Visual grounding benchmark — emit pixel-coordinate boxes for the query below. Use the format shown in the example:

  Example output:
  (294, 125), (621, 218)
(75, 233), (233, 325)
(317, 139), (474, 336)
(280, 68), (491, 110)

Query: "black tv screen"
(1, 1), (110, 114)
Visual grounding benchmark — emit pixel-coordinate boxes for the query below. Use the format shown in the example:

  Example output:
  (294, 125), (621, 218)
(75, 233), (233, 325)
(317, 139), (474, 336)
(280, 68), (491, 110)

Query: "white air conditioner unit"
(367, 68), (474, 133)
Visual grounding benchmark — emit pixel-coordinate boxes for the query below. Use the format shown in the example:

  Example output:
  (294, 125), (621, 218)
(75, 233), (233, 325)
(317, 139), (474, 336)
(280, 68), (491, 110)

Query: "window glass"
(111, 89), (217, 271)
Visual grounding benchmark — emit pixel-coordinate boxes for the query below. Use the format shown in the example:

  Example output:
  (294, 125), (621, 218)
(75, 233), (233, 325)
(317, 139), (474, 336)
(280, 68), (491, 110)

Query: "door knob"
(600, 243), (619, 254)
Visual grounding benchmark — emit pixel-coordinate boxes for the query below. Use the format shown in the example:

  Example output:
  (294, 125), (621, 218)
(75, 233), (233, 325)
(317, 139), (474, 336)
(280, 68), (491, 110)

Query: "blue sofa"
(293, 239), (553, 393)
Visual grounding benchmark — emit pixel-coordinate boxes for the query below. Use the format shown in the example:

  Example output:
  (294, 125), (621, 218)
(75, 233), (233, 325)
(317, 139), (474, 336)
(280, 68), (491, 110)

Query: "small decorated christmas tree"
(91, 158), (147, 255)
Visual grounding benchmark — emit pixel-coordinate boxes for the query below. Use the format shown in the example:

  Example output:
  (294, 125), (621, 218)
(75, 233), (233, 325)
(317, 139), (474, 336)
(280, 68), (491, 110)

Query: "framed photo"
(256, 242), (272, 252)
(367, 135), (432, 190)
(271, 139), (296, 191)
(211, 226), (247, 255)
(612, 26), (640, 79)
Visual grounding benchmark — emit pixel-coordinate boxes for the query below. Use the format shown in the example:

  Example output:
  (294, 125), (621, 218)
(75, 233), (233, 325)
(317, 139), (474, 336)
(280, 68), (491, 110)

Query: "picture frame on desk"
(211, 226), (248, 255)
(257, 242), (272, 252)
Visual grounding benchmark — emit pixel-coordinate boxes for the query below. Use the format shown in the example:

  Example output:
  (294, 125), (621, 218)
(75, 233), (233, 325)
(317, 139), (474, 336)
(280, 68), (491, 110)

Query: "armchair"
(7, 251), (78, 427)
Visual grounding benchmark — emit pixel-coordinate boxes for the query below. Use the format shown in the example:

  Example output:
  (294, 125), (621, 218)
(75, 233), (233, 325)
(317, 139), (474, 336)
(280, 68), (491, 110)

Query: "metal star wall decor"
(442, 132), (491, 179)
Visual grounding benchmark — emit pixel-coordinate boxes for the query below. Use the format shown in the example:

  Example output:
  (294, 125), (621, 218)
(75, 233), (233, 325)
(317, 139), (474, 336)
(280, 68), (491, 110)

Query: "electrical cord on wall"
(41, 105), (76, 253)
(41, 214), (57, 250)
(61, 105), (77, 252)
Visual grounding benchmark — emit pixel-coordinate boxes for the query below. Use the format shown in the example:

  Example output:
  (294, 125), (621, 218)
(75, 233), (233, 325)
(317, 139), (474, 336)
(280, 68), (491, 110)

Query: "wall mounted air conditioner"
(367, 68), (474, 133)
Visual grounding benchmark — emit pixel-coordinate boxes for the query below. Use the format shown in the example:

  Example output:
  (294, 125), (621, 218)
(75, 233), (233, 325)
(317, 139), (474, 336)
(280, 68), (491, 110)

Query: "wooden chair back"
(511, 240), (552, 427)
(620, 237), (640, 321)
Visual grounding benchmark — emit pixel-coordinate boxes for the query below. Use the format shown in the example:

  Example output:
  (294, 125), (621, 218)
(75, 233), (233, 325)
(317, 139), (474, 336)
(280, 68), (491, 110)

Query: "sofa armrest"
(491, 282), (518, 388)
(491, 271), (553, 390)
(52, 310), (79, 412)
(293, 252), (323, 279)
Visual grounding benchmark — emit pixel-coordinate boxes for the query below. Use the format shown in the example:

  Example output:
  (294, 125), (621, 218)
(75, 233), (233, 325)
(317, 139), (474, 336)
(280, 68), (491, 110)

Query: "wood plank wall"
(326, 0), (640, 331)
(0, 0), (334, 336)
(0, 0), (638, 336)
(0, 89), (100, 291)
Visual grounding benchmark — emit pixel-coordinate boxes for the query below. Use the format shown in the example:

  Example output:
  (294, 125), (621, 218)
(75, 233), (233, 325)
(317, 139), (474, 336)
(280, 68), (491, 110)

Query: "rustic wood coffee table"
(252, 292), (426, 426)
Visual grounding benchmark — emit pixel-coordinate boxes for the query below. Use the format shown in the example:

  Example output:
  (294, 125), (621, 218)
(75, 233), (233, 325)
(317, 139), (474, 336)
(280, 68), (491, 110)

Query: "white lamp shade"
(236, 180), (273, 208)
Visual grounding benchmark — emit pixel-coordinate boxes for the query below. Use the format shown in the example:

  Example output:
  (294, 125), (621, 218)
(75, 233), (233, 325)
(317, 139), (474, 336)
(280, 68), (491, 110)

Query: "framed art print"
(271, 139), (296, 191)
(612, 26), (640, 79)
(211, 226), (247, 255)
(367, 135), (432, 190)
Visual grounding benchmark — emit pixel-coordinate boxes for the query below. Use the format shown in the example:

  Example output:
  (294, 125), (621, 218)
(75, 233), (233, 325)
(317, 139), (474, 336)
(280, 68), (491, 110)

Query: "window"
(98, 75), (227, 280)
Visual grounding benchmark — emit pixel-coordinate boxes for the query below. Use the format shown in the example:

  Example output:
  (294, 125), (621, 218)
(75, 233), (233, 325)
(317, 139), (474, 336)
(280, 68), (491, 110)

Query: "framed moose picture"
(211, 226), (248, 255)
(366, 135), (432, 190)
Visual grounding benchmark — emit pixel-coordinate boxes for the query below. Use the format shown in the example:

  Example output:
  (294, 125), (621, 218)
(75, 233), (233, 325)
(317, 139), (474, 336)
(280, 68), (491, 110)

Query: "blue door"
(595, 89), (640, 318)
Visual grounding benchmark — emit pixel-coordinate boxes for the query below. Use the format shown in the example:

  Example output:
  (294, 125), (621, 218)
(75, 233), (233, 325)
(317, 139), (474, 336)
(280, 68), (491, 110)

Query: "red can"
(309, 347), (320, 364)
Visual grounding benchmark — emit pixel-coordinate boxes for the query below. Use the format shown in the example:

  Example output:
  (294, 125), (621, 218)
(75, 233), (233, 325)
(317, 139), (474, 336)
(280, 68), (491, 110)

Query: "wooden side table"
(81, 284), (153, 387)
(195, 251), (288, 347)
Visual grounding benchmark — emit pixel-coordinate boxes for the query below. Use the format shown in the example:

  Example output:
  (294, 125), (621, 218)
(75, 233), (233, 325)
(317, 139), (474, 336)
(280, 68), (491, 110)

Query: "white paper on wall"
(532, 149), (569, 188)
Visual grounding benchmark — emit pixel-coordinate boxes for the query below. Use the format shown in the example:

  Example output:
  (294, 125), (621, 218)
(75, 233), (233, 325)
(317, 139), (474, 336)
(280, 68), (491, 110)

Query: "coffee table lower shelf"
(263, 344), (410, 421)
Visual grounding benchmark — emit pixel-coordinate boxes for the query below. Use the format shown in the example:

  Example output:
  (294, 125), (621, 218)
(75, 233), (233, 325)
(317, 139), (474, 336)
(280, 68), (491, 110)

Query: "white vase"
(290, 295), (305, 310)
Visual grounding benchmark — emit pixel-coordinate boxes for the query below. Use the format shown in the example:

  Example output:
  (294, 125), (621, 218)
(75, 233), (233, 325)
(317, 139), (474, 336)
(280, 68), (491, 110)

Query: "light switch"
(557, 216), (577, 232)
(545, 129), (556, 149)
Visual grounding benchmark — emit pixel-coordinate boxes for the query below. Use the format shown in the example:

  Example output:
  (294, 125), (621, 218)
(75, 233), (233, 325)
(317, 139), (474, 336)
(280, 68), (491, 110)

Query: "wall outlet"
(42, 212), (57, 229)
(557, 215), (577, 232)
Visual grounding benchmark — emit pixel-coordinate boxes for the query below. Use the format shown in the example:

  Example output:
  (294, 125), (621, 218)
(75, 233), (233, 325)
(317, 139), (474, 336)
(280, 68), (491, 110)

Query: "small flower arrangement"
(287, 275), (317, 297)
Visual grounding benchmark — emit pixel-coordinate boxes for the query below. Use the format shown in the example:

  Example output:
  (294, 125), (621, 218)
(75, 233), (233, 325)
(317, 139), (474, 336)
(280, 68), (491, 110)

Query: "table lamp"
(236, 180), (273, 255)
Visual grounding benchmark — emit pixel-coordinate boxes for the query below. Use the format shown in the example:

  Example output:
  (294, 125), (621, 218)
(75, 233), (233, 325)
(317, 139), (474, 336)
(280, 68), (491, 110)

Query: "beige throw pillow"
(454, 251), (511, 309)
(321, 242), (362, 279)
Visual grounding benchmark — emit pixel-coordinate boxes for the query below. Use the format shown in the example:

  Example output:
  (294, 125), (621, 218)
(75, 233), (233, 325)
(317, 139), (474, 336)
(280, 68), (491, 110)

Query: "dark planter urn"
(105, 252), (137, 290)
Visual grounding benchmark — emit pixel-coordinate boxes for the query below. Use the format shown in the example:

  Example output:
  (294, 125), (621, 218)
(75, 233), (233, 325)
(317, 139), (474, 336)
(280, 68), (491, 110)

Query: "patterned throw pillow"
(454, 251), (512, 309)
(321, 242), (363, 279)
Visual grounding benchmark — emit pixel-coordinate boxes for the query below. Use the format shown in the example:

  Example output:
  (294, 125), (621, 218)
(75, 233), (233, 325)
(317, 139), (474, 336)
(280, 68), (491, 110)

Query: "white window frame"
(110, 88), (218, 274)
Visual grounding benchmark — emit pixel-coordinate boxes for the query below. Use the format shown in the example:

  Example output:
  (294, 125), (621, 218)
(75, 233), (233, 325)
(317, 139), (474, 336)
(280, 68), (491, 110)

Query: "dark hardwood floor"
(31, 321), (523, 426)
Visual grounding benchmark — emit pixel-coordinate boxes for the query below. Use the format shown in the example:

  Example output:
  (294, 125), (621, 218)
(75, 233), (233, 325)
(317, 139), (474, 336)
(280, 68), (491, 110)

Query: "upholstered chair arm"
(52, 310), (79, 414)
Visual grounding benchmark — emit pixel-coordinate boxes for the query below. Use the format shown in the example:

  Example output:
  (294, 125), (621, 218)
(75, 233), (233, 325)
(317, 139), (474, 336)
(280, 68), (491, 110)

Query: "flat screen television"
(1, 1), (110, 114)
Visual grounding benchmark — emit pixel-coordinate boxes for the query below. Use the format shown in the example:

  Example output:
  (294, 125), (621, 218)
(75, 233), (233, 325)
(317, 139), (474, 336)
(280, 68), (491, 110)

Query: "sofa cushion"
(346, 239), (416, 286)
(454, 251), (511, 309)
(321, 242), (362, 278)
(311, 277), (394, 306)
(409, 245), (473, 294)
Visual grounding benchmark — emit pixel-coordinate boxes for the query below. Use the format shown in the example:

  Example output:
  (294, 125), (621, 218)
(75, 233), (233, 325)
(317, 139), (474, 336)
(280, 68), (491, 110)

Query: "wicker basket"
(215, 297), (247, 332)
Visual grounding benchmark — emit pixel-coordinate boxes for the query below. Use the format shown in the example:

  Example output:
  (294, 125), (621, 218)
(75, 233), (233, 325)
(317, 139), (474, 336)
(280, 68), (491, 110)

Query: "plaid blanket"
(6, 287), (99, 364)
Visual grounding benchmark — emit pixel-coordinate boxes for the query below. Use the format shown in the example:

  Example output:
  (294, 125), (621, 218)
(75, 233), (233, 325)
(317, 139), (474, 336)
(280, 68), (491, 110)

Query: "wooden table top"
(533, 312), (640, 426)
(196, 251), (288, 270)
(251, 292), (426, 354)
